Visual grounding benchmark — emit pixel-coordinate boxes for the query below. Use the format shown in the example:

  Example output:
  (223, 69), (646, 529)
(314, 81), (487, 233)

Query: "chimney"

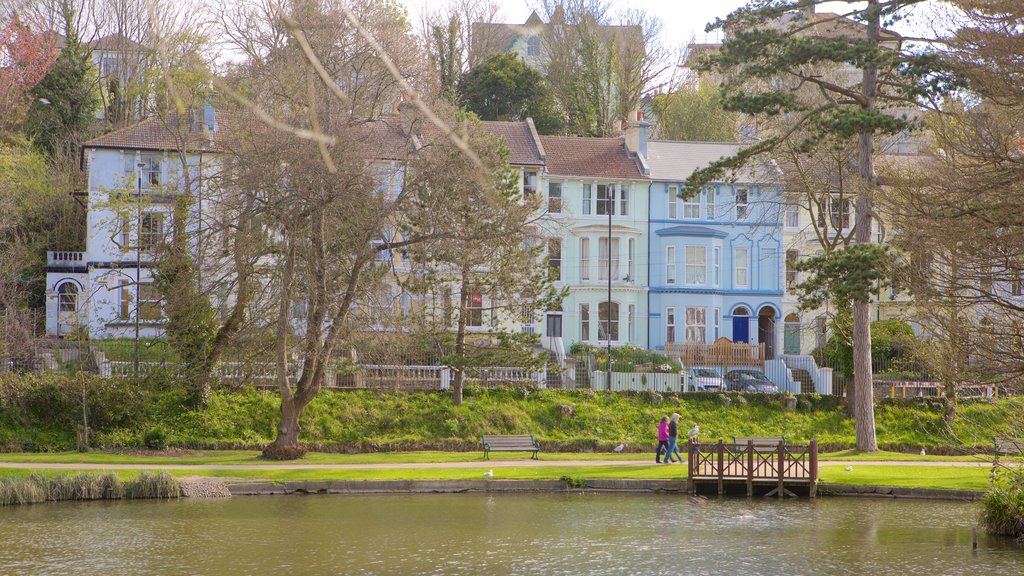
(203, 100), (217, 133)
(623, 109), (650, 160)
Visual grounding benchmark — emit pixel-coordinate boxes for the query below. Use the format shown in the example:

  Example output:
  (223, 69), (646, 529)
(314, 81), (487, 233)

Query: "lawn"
(0, 453), (994, 491)
(0, 450), (650, 466)
(819, 464), (992, 491)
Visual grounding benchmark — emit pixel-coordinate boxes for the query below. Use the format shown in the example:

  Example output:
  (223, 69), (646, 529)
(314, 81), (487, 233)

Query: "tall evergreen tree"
(24, 1), (98, 158)
(684, 0), (956, 451)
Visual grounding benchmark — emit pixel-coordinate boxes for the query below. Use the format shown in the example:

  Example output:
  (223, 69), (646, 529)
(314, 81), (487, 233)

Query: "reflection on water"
(0, 493), (1021, 575)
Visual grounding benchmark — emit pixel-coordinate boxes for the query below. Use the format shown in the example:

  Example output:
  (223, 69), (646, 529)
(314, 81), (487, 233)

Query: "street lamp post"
(606, 185), (612, 391)
(134, 161), (143, 372)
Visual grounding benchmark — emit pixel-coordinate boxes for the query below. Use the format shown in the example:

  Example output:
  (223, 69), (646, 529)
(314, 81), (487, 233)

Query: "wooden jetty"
(687, 438), (818, 498)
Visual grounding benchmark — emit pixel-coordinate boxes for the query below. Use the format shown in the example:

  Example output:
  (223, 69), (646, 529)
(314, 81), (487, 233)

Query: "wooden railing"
(687, 438), (818, 498)
(664, 342), (766, 367)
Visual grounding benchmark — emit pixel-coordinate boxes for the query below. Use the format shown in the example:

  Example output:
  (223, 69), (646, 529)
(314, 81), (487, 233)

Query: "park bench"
(481, 434), (541, 460)
(994, 437), (1022, 457)
(733, 436), (786, 452)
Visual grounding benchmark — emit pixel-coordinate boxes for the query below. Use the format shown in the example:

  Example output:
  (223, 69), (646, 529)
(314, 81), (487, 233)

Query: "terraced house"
(534, 117), (651, 352)
(646, 141), (785, 355)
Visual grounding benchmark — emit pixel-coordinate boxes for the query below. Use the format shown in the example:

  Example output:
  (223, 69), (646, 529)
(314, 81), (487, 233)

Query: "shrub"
(981, 471), (1024, 539)
(143, 427), (168, 450)
(733, 395), (748, 406)
(717, 393), (731, 407)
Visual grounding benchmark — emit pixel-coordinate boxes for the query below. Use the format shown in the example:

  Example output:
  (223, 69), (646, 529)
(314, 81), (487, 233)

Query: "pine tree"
(683, 0), (957, 451)
(24, 2), (98, 158)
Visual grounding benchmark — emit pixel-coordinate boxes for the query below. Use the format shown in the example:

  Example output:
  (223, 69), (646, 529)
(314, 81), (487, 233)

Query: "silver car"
(689, 368), (726, 392)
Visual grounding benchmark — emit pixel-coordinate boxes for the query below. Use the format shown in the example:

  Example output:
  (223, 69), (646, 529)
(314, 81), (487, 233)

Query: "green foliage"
(792, 243), (893, 309)
(143, 427), (168, 450)
(813, 318), (922, 380)
(3, 373), (1022, 452)
(560, 475), (588, 488)
(572, 344), (681, 373)
(23, 4), (98, 157)
(654, 84), (738, 142)
(458, 52), (564, 134)
(981, 469), (1024, 538)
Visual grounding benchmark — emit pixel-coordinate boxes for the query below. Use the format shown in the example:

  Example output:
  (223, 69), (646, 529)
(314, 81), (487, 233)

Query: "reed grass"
(0, 471), (179, 506)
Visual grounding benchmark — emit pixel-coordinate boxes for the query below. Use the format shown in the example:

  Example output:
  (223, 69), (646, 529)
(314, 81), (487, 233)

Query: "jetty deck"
(687, 439), (819, 498)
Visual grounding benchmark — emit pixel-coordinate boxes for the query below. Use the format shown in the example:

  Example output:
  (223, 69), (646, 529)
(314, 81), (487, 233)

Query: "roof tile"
(539, 136), (645, 180)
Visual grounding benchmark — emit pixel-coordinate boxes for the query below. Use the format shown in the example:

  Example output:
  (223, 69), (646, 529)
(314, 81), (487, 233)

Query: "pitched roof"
(83, 111), (225, 153)
(540, 136), (645, 180)
(647, 141), (781, 184)
(358, 117), (415, 161)
(89, 33), (146, 52)
(481, 120), (544, 166)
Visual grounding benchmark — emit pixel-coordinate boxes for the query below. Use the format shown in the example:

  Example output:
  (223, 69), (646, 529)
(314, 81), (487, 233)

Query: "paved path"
(0, 459), (1002, 471)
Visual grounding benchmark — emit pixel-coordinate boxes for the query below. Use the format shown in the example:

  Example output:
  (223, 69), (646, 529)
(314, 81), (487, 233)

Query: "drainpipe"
(647, 180), (653, 350)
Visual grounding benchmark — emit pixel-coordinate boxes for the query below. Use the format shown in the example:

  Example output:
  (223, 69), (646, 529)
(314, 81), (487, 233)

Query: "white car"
(689, 368), (726, 392)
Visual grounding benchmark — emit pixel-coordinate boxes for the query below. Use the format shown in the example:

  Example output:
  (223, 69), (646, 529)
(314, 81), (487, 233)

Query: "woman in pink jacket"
(656, 416), (676, 463)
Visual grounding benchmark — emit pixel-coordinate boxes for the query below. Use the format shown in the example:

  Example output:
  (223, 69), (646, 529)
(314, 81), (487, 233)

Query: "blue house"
(645, 141), (784, 358)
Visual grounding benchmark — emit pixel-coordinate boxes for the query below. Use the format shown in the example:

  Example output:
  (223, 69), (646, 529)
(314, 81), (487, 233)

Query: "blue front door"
(732, 316), (749, 343)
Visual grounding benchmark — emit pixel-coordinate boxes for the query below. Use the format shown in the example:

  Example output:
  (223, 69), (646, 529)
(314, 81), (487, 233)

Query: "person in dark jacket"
(663, 413), (683, 464)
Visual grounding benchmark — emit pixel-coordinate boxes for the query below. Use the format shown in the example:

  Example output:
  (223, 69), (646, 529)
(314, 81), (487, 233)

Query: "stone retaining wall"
(823, 484), (983, 501)
(227, 478), (689, 496)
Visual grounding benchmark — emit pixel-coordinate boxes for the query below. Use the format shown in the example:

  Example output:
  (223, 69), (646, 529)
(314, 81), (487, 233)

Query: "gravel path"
(0, 459), (1003, 471)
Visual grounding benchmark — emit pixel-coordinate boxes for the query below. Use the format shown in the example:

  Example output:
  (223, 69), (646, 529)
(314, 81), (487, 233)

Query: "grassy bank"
(2, 372), (1021, 453)
(0, 462), (992, 491)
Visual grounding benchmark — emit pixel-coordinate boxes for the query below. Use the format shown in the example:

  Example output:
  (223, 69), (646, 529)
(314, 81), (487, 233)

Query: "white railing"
(780, 355), (833, 394)
(468, 366), (546, 386)
(589, 371), (684, 392)
(47, 251), (85, 266)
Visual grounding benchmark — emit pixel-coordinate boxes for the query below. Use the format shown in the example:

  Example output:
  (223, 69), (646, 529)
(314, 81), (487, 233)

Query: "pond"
(1, 494), (1021, 575)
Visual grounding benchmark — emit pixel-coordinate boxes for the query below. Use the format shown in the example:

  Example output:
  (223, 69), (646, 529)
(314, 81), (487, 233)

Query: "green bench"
(734, 436), (786, 452)
(482, 434), (541, 460)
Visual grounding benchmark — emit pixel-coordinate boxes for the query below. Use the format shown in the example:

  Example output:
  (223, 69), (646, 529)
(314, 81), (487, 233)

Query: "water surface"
(1, 494), (1021, 575)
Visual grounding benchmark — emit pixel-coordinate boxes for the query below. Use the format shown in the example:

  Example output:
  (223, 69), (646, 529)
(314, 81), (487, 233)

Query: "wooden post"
(809, 439), (818, 498)
(717, 438), (724, 495)
(687, 438), (694, 495)
(746, 439), (754, 497)
(777, 440), (785, 499)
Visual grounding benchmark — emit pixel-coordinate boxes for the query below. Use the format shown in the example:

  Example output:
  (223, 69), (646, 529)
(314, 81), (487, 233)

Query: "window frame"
(684, 245), (707, 286)
(598, 301), (620, 343)
(685, 306), (707, 344)
(666, 306), (676, 344)
(668, 185), (678, 219)
(705, 188), (716, 220)
(580, 237), (590, 281)
(735, 188), (749, 220)
(683, 194), (700, 219)
(548, 238), (562, 281)
(547, 181), (562, 213)
(735, 247), (749, 288)
(666, 245), (676, 285)
(580, 303), (590, 341)
(523, 170), (538, 198)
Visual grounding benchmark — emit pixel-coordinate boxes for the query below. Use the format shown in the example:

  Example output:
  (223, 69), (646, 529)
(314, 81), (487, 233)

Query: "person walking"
(664, 413), (683, 464)
(656, 416), (671, 463)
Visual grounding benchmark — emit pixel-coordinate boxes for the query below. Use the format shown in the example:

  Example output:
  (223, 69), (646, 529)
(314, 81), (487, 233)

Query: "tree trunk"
(263, 393), (310, 459)
(852, 0), (881, 452)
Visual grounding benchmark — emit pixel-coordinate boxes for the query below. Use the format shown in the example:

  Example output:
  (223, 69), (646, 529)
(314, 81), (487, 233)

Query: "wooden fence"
(664, 341), (767, 367)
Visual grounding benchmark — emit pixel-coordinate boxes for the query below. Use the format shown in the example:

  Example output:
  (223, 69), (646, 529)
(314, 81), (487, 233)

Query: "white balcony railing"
(47, 251), (85, 266)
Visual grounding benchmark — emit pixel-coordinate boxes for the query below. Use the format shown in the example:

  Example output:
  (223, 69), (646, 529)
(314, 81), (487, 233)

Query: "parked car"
(688, 368), (726, 392)
(723, 370), (779, 393)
